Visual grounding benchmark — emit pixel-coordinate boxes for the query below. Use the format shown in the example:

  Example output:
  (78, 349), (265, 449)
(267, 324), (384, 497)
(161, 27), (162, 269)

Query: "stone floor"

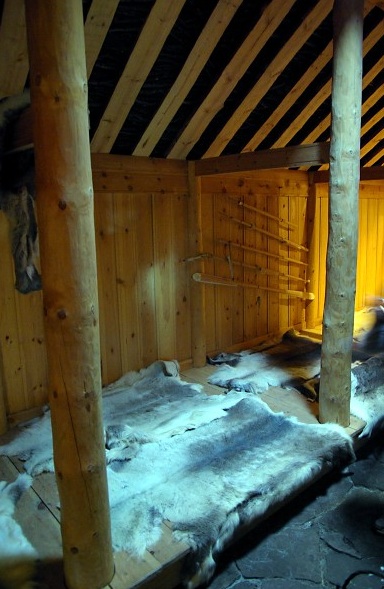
(197, 436), (384, 589)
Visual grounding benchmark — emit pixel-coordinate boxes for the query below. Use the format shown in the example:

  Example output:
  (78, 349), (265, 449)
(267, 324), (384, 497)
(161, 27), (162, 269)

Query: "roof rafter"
(194, 142), (330, 176)
(84, 0), (120, 77)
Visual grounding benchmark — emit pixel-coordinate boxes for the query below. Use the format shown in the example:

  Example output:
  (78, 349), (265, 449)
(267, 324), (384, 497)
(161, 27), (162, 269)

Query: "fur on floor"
(0, 361), (355, 588)
(209, 327), (384, 437)
(0, 474), (38, 589)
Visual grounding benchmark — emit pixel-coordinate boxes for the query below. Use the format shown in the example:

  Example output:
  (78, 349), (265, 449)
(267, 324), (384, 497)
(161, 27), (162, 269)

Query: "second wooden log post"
(319, 0), (364, 426)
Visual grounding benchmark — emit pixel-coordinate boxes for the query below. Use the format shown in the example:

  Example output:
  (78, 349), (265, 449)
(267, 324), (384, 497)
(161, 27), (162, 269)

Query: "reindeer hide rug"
(0, 361), (355, 588)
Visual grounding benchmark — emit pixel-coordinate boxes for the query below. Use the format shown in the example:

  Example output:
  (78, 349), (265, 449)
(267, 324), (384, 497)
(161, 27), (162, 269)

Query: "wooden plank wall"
(307, 180), (384, 326)
(199, 169), (309, 355)
(0, 154), (192, 423)
(1, 155), (382, 425)
(92, 154), (191, 385)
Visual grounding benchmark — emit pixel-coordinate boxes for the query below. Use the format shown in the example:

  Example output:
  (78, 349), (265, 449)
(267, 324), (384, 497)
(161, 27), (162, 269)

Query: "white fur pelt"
(0, 474), (38, 589)
(0, 360), (248, 475)
(208, 332), (322, 394)
(0, 361), (356, 588)
(107, 396), (354, 586)
(350, 378), (384, 437)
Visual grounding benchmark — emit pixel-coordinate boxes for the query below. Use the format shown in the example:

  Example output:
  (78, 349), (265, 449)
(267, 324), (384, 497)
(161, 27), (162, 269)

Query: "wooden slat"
(152, 193), (177, 360)
(114, 193), (141, 373)
(313, 164), (384, 182)
(168, 0), (296, 159)
(0, 214), (28, 416)
(133, 0), (242, 157)
(94, 192), (123, 385)
(92, 169), (189, 194)
(84, 0), (120, 77)
(0, 0), (29, 97)
(364, 149), (384, 166)
(135, 194), (158, 368)
(361, 126), (384, 159)
(203, 0), (332, 158)
(91, 0), (186, 153)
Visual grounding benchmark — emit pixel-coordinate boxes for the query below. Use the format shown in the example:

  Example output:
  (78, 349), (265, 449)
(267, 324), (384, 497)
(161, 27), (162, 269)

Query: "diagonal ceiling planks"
(0, 0), (382, 168)
(132, 0), (242, 157)
(202, 0), (332, 157)
(167, 0), (297, 159)
(90, 0), (187, 153)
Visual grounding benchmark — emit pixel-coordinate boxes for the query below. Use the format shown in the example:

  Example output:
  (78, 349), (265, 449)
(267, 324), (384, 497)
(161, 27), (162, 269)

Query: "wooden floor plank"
(0, 457), (62, 560)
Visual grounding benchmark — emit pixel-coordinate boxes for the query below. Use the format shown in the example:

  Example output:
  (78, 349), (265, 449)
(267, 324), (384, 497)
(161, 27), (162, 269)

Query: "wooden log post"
(319, 0), (364, 426)
(188, 162), (207, 366)
(24, 2), (114, 588)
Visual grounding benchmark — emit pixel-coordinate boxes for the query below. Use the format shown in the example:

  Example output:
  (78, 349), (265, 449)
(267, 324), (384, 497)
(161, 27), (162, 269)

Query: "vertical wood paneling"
(201, 193), (216, 352)
(376, 201), (384, 296)
(254, 193), (268, 337)
(278, 193), (289, 330)
(173, 193), (191, 361)
(214, 193), (233, 350)
(267, 194), (281, 334)
(356, 198), (368, 309)
(114, 193), (141, 372)
(135, 194), (158, 367)
(200, 170), (311, 353)
(152, 193), (177, 359)
(1, 155), (383, 422)
(94, 192), (122, 384)
(229, 194), (244, 344)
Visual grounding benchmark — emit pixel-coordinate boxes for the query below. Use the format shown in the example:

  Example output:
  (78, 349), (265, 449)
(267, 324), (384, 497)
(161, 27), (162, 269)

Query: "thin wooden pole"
(24, 2), (114, 588)
(319, 0), (364, 426)
(193, 273), (314, 300)
(188, 162), (207, 366)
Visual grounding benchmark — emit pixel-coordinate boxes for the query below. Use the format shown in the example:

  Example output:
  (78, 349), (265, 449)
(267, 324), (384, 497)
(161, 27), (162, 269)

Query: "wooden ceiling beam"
(194, 142), (330, 176)
(0, 0), (29, 98)
(365, 150), (383, 167)
(203, 0), (332, 158)
(90, 0), (186, 153)
(84, 0), (119, 77)
(313, 165), (384, 182)
(167, 0), (296, 159)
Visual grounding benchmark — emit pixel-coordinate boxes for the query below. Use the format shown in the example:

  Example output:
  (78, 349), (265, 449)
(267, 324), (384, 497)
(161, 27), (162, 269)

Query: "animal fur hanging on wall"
(0, 91), (41, 294)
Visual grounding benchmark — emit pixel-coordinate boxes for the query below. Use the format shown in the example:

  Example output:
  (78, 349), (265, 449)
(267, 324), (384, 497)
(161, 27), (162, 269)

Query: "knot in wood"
(57, 308), (67, 320)
(58, 199), (67, 210)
